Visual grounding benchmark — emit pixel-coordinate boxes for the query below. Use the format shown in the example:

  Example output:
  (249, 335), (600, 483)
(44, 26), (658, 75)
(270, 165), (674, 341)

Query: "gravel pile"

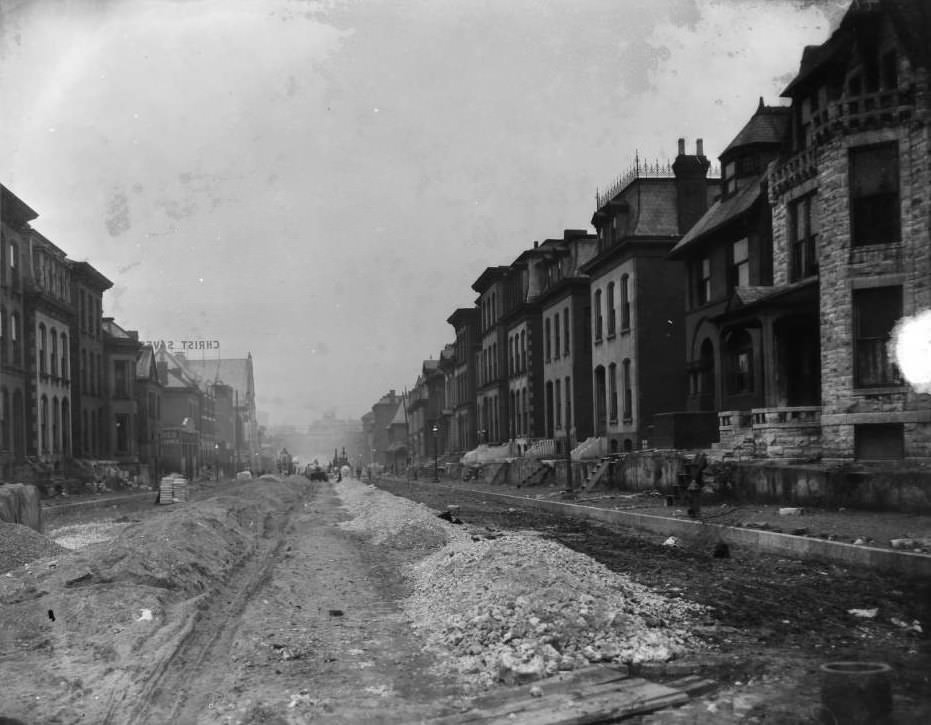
(0, 521), (67, 574)
(337, 480), (707, 691)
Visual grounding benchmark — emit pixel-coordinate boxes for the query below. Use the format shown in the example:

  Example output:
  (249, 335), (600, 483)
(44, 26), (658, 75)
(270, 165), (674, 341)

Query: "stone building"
(472, 266), (511, 444)
(667, 103), (809, 456)
(368, 389), (401, 467)
(534, 230), (599, 454)
(769, 0), (931, 461)
(1, 185), (34, 477)
(69, 261), (112, 461)
(154, 344), (205, 478)
(582, 142), (717, 452)
(446, 307), (480, 452)
(23, 230), (74, 470)
(102, 318), (142, 466)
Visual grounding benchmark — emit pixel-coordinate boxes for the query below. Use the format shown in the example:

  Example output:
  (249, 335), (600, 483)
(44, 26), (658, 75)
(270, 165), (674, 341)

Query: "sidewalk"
(386, 474), (931, 575)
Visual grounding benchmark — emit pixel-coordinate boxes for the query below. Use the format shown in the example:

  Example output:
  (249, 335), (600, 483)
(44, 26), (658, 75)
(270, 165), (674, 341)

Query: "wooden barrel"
(820, 661), (892, 724)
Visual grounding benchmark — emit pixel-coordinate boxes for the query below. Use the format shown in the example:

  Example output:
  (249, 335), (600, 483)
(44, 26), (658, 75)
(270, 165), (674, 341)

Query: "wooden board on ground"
(437, 665), (701, 724)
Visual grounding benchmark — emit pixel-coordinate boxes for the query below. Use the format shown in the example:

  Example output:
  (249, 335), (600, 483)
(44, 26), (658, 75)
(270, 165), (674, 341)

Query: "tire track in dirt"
(112, 497), (308, 724)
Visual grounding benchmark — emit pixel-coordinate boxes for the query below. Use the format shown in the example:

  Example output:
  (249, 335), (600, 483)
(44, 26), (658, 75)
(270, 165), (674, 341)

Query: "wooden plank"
(503, 681), (689, 725)
(662, 675), (718, 698)
(442, 677), (686, 725)
(468, 665), (629, 709)
(434, 669), (629, 725)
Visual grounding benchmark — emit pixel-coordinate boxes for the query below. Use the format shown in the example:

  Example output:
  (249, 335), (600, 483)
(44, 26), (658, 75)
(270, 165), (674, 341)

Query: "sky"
(0, 0), (848, 426)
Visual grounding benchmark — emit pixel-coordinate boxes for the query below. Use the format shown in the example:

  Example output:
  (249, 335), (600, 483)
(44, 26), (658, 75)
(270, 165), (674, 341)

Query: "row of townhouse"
(363, 0), (931, 468)
(1, 183), (261, 486)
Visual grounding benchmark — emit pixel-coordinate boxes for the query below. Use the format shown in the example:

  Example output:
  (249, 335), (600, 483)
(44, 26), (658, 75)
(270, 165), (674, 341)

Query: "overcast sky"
(0, 0), (846, 426)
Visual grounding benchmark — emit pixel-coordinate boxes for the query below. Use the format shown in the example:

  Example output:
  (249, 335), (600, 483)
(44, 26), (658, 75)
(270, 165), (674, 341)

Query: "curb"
(380, 478), (931, 578)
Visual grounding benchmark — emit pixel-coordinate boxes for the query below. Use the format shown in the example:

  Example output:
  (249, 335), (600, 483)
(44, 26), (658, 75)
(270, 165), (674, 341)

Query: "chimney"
(533, 240), (538, 249)
(672, 136), (712, 234)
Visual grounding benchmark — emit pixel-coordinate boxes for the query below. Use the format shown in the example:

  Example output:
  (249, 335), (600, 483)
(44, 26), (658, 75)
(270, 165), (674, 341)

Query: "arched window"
(621, 275), (631, 330)
(553, 314), (561, 359)
(563, 307), (570, 355)
(520, 330), (526, 371)
(522, 388), (528, 435)
(50, 327), (58, 377)
(545, 318), (552, 361)
(623, 359), (633, 421)
(607, 282), (616, 336)
(10, 312), (18, 365)
(38, 324), (47, 375)
(594, 290), (603, 341)
(564, 376), (572, 429)
(623, 438), (634, 452)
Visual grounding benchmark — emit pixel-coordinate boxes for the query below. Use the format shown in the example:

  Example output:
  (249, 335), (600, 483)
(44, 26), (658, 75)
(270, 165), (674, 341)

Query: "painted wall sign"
(144, 339), (221, 351)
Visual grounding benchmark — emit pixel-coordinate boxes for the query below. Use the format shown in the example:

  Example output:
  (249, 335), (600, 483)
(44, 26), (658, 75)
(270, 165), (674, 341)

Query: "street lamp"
(432, 423), (439, 482)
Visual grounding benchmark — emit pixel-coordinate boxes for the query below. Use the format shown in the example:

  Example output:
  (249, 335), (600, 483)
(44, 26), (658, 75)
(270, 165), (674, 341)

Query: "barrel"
(820, 661), (892, 724)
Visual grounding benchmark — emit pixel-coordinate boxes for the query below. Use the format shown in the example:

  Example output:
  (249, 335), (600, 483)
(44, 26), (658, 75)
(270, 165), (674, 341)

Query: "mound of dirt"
(0, 480), (304, 724)
(0, 520), (66, 574)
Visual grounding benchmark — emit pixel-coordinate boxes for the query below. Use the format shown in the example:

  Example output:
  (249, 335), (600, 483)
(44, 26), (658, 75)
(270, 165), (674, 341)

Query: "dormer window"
(724, 161), (737, 196)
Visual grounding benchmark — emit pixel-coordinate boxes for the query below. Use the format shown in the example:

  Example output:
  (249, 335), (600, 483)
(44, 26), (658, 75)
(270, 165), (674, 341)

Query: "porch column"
(761, 315), (777, 407)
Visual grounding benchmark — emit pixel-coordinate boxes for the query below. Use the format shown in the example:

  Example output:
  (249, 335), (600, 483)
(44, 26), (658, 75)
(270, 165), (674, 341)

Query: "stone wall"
(0, 483), (42, 532)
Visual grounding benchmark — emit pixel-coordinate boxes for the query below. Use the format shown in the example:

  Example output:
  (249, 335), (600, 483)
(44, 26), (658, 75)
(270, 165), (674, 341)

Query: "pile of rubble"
(402, 531), (708, 690)
(0, 521), (66, 574)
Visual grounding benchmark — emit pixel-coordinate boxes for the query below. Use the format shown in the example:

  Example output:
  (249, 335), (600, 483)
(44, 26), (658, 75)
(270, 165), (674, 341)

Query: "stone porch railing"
(751, 406), (822, 461)
(570, 436), (607, 461)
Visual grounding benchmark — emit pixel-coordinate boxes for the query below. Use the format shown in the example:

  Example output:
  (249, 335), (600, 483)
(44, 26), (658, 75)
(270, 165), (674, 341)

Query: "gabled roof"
(153, 343), (201, 390)
(668, 175), (764, 259)
(0, 184), (38, 225)
(388, 397), (407, 427)
(782, 0), (931, 97)
(721, 102), (790, 157)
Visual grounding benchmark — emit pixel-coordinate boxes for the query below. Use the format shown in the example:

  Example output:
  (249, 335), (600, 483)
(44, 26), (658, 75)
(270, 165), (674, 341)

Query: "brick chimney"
(672, 137), (712, 234)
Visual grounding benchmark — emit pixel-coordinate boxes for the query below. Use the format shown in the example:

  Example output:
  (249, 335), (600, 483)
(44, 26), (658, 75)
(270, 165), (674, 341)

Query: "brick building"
(583, 142), (717, 452)
(472, 266), (511, 444)
(769, 0), (931, 461)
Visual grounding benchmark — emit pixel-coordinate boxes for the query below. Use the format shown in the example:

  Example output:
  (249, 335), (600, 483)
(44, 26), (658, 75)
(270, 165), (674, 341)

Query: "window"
(594, 289), (603, 341)
(853, 286), (902, 388)
(622, 360), (632, 421)
(563, 308), (570, 356)
(50, 328), (58, 377)
(116, 413), (130, 453)
(115, 360), (130, 397)
(882, 51), (897, 90)
(621, 275), (631, 331)
(520, 330), (526, 371)
(564, 376), (572, 429)
(508, 336), (515, 375)
(730, 238), (749, 289)
(9, 313), (18, 365)
(850, 143), (899, 246)
(606, 282), (616, 336)
(545, 318), (552, 361)
(39, 324), (47, 375)
(555, 379), (562, 430)
(553, 314), (560, 359)
(1, 387), (9, 450)
(9, 242), (18, 289)
(726, 329), (754, 395)
(724, 160), (737, 196)
(0, 306), (5, 363)
(52, 397), (59, 452)
(522, 388), (528, 435)
(789, 196), (819, 281)
(61, 334), (68, 379)
(40, 395), (48, 452)
(855, 424), (904, 460)
(697, 258), (711, 305)
(608, 363), (618, 422)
